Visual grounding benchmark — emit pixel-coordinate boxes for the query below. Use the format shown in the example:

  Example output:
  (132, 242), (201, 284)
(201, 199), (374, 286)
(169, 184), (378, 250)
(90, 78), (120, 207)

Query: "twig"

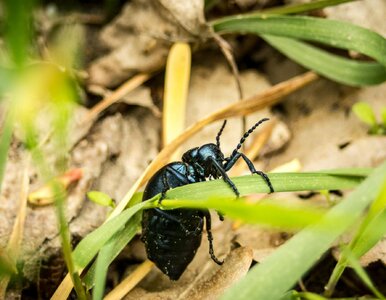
(84, 73), (152, 124)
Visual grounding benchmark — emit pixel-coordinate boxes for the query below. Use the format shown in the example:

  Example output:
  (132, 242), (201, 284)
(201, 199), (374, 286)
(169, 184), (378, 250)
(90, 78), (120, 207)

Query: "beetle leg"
(224, 152), (274, 193)
(159, 172), (170, 204)
(209, 157), (240, 197)
(203, 210), (224, 265)
(159, 167), (191, 205)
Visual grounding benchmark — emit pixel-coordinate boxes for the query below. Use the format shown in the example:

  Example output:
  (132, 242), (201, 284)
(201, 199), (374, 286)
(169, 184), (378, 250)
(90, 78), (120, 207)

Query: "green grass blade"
(84, 212), (142, 291)
(381, 108), (386, 127)
(344, 249), (385, 299)
(259, 0), (357, 15)
(351, 209), (386, 257)
(324, 182), (386, 295)
(73, 170), (366, 290)
(161, 198), (327, 229)
(220, 162), (386, 300)
(3, 0), (35, 66)
(211, 14), (386, 85)
(262, 35), (386, 86)
(72, 201), (151, 271)
(212, 15), (386, 67)
(164, 171), (366, 200)
(92, 241), (115, 300)
(0, 114), (13, 192)
(318, 168), (372, 177)
(352, 102), (378, 127)
(290, 291), (327, 300)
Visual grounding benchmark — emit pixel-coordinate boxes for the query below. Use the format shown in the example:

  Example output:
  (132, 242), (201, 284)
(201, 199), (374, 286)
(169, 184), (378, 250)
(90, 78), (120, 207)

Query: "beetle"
(141, 118), (274, 280)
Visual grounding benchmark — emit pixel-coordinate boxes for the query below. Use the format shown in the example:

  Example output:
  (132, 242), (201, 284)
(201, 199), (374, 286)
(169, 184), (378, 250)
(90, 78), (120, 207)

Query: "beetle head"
(182, 143), (224, 178)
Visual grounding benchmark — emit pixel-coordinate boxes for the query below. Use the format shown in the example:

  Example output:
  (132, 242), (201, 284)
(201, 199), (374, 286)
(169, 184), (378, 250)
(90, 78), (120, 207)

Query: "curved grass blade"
(92, 241), (116, 300)
(212, 15), (386, 67)
(91, 212), (142, 300)
(72, 201), (152, 270)
(161, 198), (327, 229)
(165, 171), (366, 200)
(220, 162), (386, 300)
(90, 186), (144, 298)
(343, 248), (385, 299)
(84, 215), (141, 290)
(324, 181), (386, 296)
(211, 15), (386, 86)
(262, 35), (386, 86)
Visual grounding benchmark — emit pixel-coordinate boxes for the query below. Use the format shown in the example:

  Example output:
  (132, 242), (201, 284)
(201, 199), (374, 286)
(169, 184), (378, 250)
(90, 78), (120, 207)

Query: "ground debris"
(88, 0), (207, 87)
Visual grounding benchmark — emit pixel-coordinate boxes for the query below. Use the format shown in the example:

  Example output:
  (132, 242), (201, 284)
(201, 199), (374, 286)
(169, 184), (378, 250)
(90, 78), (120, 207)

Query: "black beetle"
(141, 118), (274, 280)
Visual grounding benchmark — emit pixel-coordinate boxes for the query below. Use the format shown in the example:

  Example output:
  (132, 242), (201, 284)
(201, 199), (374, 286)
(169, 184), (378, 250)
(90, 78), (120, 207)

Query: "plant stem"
(30, 147), (87, 300)
(0, 112), (14, 192)
(324, 261), (346, 297)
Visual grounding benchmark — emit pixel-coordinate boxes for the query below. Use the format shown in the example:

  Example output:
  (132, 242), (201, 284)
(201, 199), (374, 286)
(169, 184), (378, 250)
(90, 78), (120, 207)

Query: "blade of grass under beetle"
(220, 162), (386, 300)
(84, 196), (143, 291)
(52, 194), (145, 299)
(88, 212), (142, 297)
(72, 200), (152, 270)
(92, 240), (116, 300)
(262, 35), (386, 86)
(160, 199), (327, 229)
(212, 15), (386, 67)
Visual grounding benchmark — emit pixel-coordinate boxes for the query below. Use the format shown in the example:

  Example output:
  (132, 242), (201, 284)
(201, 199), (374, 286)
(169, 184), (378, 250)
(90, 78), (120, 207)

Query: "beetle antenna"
(216, 120), (227, 149)
(228, 118), (269, 159)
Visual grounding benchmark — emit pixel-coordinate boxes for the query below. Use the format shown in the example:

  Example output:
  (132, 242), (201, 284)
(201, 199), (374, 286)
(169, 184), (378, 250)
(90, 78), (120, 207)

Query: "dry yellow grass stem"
(162, 43), (191, 158)
(104, 260), (154, 300)
(84, 73), (152, 123)
(141, 71), (318, 185)
(0, 157), (30, 299)
(51, 274), (73, 300)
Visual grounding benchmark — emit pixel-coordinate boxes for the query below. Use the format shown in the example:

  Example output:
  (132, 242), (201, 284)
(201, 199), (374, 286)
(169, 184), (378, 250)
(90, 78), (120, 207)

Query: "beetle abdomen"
(142, 209), (203, 280)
